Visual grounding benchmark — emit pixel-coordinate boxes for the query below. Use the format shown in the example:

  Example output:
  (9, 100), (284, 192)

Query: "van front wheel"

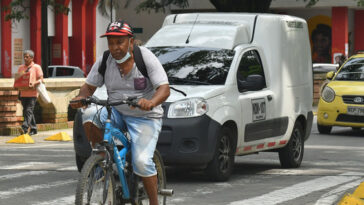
(206, 127), (234, 182)
(279, 122), (304, 168)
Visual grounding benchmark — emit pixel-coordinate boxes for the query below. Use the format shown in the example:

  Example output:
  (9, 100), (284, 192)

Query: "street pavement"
(1, 107), (364, 205)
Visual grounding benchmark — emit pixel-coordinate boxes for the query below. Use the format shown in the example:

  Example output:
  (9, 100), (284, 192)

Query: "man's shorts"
(81, 106), (162, 177)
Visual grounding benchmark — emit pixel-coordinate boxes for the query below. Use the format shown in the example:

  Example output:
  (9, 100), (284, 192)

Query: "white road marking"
(238, 158), (364, 169)
(0, 162), (54, 170)
(229, 174), (361, 205)
(2, 143), (72, 149)
(259, 168), (341, 176)
(0, 179), (76, 199)
(0, 153), (73, 157)
(33, 195), (75, 205)
(0, 171), (48, 181)
(306, 145), (364, 151)
(57, 166), (77, 171)
(0, 162), (76, 171)
(315, 179), (363, 205)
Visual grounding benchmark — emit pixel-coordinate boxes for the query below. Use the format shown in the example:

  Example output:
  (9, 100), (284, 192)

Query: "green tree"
(135, 0), (364, 13)
(2, 0), (69, 22)
(4, 0), (364, 22)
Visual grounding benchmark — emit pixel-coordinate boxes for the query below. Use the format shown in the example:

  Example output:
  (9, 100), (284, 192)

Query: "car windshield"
(148, 47), (235, 85)
(335, 58), (364, 81)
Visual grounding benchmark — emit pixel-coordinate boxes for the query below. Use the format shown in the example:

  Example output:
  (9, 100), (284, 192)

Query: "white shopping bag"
(36, 82), (51, 104)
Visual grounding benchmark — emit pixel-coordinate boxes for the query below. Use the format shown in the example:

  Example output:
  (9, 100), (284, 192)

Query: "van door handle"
(267, 95), (273, 101)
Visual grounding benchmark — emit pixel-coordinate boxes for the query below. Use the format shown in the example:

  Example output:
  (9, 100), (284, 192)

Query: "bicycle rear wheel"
(134, 150), (167, 205)
(75, 154), (117, 205)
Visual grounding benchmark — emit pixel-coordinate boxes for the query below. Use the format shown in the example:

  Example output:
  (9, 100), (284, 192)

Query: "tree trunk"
(209, 0), (272, 13)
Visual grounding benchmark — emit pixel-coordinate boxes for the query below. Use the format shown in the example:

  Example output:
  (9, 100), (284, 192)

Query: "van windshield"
(335, 58), (364, 81)
(149, 47), (235, 85)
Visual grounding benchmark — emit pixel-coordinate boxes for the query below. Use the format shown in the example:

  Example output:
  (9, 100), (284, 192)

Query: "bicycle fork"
(113, 146), (131, 199)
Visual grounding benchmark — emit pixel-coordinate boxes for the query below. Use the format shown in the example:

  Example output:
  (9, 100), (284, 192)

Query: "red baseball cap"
(100, 20), (134, 38)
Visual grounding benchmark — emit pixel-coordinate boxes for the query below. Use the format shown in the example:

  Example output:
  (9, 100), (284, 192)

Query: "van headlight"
(321, 86), (335, 102)
(168, 97), (208, 118)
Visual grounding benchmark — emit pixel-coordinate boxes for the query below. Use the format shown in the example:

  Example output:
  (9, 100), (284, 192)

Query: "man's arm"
(29, 65), (44, 87)
(138, 84), (170, 111)
(70, 83), (97, 109)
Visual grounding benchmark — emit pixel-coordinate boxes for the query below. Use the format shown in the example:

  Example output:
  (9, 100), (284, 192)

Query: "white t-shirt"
(86, 46), (169, 118)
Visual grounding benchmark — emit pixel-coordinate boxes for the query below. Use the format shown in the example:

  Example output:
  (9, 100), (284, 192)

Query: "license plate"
(347, 106), (364, 116)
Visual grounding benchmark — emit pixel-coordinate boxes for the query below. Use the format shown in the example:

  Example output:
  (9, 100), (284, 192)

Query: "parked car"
(48, 65), (85, 78)
(317, 53), (364, 134)
(73, 13), (313, 181)
(313, 63), (339, 73)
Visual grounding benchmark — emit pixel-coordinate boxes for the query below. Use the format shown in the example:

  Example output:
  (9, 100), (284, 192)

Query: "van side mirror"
(326, 71), (335, 80)
(237, 74), (265, 92)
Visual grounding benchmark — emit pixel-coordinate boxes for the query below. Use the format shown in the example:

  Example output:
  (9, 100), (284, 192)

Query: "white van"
(145, 13), (313, 181)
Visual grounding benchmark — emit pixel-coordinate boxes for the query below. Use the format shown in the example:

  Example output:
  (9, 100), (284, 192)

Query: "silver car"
(48, 65), (85, 78)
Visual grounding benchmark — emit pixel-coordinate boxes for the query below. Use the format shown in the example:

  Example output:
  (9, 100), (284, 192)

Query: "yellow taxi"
(317, 54), (364, 134)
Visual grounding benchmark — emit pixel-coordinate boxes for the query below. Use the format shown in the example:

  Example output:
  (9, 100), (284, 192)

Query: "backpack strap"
(98, 50), (110, 78)
(98, 45), (149, 79)
(133, 45), (149, 79)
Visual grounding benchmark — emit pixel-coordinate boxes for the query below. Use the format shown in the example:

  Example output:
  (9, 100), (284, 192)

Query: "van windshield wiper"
(168, 77), (212, 85)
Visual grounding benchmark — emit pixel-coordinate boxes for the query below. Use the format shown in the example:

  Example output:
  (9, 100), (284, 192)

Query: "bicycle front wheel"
(75, 154), (117, 205)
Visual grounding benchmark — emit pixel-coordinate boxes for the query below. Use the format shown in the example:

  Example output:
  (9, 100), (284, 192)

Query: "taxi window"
(335, 57), (364, 81)
(237, 50), (266, 88)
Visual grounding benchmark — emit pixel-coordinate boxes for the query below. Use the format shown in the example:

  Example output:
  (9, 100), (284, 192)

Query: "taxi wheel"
(206, 127), (234, 182)
(279, 122), (304, 168)
(317, 124), (332, 134)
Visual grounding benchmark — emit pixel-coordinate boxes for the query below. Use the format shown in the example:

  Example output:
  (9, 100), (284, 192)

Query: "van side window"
(237, 50), (266, 91)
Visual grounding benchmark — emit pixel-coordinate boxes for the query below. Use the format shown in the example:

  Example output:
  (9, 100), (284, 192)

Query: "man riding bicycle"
(70, 19), (170, 205)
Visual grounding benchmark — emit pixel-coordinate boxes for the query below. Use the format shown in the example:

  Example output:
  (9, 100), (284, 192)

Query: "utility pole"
(41, 0), (49, 77)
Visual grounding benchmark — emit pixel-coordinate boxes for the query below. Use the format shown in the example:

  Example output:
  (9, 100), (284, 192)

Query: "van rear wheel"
(317, 123), (332, 134)
(206, 127), (234, 182)
(279, 122), (304, 168)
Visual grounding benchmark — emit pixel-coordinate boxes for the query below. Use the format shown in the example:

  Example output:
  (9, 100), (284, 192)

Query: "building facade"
(0, 0), (111, 78)
(1, 0), (363, 78)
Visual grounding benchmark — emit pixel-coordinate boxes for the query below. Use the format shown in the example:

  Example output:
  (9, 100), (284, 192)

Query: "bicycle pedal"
(159, 188), (174, 196)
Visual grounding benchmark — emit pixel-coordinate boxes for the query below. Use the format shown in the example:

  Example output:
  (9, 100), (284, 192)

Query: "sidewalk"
(0, 128), (73, 144)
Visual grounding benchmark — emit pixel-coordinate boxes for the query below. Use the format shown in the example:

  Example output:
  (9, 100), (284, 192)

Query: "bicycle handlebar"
(70, 96), (140, 108)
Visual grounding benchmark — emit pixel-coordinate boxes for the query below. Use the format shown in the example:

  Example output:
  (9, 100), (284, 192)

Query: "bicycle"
(72, 96), (173, 205)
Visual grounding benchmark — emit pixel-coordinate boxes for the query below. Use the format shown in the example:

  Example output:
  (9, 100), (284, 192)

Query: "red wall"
(331, 7), (348, 63)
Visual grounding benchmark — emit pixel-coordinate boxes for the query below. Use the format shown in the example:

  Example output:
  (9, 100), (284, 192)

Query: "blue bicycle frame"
(103, 117), (132, 199)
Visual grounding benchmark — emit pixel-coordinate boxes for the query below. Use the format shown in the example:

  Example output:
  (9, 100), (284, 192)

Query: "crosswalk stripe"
(229, 173), (361, 205)
(306, 145), (364, 151)
(0, 179), (76, 199)
(0, 162), (56, 170)
(2, 143), (72, 149)
(315, 179), (363, 205)
(0, 153), (73, 157)
(57, 166), (77, 171)
(0, 162), (76, 171)
(0, 171), (48, 181)
(33, 195), (75, 205)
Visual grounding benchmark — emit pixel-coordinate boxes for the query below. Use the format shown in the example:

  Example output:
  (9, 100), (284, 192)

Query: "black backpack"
(98, 45), (149, 79)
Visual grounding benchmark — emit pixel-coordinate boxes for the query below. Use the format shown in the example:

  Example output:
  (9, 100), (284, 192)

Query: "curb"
(338, 182), (364, 205)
